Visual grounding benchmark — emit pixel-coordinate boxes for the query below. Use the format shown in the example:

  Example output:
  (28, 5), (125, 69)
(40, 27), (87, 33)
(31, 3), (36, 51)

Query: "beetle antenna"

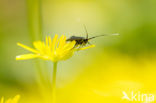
(88, 33), (119, 40)
(83, 24), (88, 39)
(88, 35), (106, 40)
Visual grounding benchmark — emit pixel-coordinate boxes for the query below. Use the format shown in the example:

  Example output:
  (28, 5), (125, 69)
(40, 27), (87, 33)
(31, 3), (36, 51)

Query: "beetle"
(66, 25), (118, 47)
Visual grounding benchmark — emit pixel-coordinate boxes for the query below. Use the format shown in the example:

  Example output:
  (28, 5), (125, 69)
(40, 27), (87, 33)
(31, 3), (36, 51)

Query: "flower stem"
(27, 0), (43, 41)
(26, 0), (49, 102)
(52, 62), (58, 103)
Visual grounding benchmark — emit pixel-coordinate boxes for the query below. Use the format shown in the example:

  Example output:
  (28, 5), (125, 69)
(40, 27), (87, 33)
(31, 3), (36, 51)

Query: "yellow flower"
(0, 95), (20, 103)
(16, 34), (95, 62)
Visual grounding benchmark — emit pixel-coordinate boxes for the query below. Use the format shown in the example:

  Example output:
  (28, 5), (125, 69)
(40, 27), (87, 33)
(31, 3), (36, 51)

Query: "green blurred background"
(0, 0), (156, 103)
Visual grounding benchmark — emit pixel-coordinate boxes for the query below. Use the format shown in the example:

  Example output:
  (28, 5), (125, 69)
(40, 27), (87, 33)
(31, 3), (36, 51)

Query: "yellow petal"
(48, 36), (52, 47)
(58, 35), (66, 48)
(5, 99), (11, 103)
(77, 45), (95, 51)
(52, 34), (58, 51)
(63, 41), (76, 50)
(12, 95), (20, 103)
(0, 97), (4, 103)
(57, 41), (75, 55)
(60, 50), (74, 61)
(17, 43), (39, 53)
(33, 41), (44, 52)
(16, 54), (39, 60)
(46, 36), (48, 46)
